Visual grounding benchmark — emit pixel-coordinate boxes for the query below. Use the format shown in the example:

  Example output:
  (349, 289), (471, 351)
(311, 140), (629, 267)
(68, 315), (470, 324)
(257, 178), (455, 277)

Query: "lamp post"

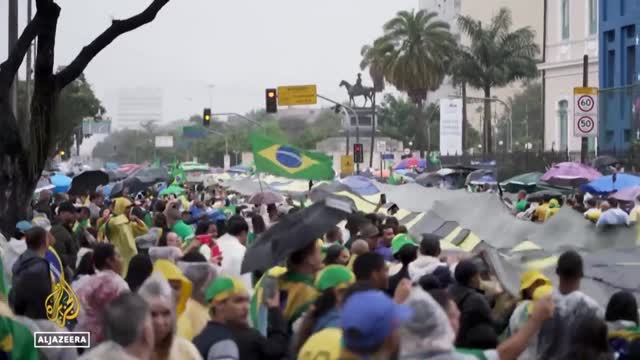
(449, 95), (513, 152)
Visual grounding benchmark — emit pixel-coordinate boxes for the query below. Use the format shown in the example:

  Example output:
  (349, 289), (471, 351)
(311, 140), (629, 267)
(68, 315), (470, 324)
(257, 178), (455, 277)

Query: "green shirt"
(172, 220), (194, 243)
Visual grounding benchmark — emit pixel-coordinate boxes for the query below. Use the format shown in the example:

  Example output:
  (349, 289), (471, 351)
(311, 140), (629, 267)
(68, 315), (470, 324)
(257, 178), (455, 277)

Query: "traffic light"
(203, 108), (211, 127)
(266, 88), (277, 113)
(353, 143), (364, 164)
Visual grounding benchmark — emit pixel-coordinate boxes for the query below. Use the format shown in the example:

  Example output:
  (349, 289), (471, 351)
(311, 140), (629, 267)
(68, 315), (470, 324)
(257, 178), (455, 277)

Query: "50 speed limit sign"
(573, 87), (598, 137)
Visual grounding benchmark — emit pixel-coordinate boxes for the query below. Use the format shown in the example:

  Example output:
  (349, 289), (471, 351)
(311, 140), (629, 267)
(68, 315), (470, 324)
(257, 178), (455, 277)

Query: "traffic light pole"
(317, 94), (360, 174)
(205, 128), (229, 168)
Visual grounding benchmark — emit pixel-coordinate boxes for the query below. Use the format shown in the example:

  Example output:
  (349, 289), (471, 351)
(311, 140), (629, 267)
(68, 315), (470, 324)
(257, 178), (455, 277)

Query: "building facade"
(419, 0), (461, 104)
(539, 0), (599, 152)
(115, 87), (163, 130)
(599, 0), (640, 151)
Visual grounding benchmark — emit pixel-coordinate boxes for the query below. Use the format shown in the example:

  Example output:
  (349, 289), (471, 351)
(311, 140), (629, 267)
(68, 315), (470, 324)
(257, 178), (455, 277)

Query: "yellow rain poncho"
(153, 259), (193, 316)
(106, 198), (147, 274)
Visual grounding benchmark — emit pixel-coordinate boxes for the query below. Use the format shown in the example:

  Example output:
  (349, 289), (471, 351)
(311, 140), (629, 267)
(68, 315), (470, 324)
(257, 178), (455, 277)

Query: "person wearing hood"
(294, 265), (356, 354)
(448, 259), (500, 349)
(401, 287), (555, 360)
(138, 273), (201, 360)
(408, 234), (450, 284)
(10, 227), (52, 320)
(75, 243), (130, 345)
(79, 292), (154, 360)
(50, 201), (79, 276)
(544, 198), (561, 221)
(106, 197), (148, 274)
(176, 252), (217, 341)
(2, 221), (31, 284)
(153, 259), (193, 318)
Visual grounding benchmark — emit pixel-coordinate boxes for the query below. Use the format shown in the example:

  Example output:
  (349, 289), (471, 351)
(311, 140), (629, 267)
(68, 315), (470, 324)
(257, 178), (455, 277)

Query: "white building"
(115, 87), (163, 129)
(538, 0), (598, 152)
(419, 0), (461, 104)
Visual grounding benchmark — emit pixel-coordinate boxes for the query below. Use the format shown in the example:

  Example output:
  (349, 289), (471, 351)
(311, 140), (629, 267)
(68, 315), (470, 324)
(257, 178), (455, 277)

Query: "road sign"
(340, 155), (354, 175)
(154, 136), (174, 148)
(573, 87), (598, 137)
(183, 126), (206, 139)
(277, 85), (317, 106)
(381, 153), (394, 161)
(377, 141), (387, 153)
(82, 117), (111, 135)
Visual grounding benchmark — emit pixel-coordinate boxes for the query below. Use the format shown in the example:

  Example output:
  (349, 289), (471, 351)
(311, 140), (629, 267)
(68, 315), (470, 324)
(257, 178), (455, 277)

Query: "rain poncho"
(400, 288), (498, 360)
(106, 198), (147, 273)
(138, 273), (201, 360)
(153, 259), (193, 316)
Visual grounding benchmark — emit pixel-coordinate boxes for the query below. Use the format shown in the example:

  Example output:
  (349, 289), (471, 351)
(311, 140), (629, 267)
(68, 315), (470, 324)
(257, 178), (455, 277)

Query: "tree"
(0, 0), (171, 236)
(455, 7), (540, 154)
(361, 10), (455, 156)
(496, 81), (543, 150)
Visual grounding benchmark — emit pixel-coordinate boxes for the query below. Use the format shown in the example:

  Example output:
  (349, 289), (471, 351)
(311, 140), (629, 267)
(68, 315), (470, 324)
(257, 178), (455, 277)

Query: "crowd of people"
(0, 184), (638, 360)
(511, 189), (640, 227)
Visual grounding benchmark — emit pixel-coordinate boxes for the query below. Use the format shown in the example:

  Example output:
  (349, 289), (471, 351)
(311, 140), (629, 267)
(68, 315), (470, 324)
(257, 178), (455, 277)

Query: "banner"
(439, 99), (463, 155)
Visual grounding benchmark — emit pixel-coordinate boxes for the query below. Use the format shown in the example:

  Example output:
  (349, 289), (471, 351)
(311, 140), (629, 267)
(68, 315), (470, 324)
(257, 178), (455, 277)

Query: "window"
(558, 100), (569, 150)
(561, 0), (570, 40)
(588, 0), (597, 35)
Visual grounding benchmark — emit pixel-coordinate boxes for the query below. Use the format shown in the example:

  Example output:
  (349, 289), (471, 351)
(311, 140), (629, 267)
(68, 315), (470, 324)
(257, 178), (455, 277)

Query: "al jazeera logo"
(34, 279), (90, 348)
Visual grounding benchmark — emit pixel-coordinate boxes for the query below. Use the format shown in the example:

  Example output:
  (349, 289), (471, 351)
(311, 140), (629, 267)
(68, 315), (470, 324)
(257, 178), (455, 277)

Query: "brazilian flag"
(250, 133), (334, 180)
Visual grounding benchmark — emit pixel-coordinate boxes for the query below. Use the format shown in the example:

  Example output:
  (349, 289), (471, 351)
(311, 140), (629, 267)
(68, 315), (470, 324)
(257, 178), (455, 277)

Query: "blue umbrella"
(342, 175), (380, 196)
(50, 174), (72, 193)
(581, 173), (640, 195)
(228, 164), (251, 174)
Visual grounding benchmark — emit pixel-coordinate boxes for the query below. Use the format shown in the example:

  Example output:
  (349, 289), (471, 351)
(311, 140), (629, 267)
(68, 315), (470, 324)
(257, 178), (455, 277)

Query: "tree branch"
(0, 13), (43, 90)
(55, 0), (171, 90)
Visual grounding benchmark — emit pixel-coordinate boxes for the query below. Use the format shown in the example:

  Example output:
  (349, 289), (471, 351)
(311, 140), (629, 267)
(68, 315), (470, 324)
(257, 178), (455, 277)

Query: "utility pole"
(8, 0), (19, 117)
(580, 55), (589, 164)
(26, 0), (33, 123)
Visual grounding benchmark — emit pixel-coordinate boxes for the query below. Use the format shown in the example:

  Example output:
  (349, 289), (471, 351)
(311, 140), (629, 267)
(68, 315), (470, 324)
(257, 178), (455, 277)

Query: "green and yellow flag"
(250, 133), (334, 180)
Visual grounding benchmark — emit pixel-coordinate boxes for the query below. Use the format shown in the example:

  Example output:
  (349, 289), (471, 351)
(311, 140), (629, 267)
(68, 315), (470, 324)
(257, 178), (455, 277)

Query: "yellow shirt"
(177, 299), (209, 341)
(534, 203), (549, 222)
(297, 328), (342, 360)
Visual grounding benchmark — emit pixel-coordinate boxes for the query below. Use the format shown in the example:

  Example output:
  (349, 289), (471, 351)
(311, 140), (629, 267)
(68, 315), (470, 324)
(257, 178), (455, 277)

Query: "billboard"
(439, 99), (463, 155)
(154, 136), (174, 148)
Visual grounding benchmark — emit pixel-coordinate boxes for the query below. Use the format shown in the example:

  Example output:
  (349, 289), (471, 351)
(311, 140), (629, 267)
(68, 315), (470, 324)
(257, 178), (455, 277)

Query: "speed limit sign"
(574, 87), (598, 137)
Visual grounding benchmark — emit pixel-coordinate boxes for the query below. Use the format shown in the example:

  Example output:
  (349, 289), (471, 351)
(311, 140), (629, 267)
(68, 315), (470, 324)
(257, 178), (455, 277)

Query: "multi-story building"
(115, 87), (163, 129)
(599, 0), (640, 151)
(539, 0), (599, 153)
(419, 0), (461, 104)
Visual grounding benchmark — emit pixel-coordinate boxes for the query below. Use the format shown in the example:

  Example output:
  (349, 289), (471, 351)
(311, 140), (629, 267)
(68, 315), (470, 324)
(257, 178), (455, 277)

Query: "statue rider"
(354, 73), (363, 92)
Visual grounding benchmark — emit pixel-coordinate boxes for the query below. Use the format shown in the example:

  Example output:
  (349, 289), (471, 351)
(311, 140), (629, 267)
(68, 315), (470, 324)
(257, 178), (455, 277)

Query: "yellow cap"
(520, 270), (551, 294)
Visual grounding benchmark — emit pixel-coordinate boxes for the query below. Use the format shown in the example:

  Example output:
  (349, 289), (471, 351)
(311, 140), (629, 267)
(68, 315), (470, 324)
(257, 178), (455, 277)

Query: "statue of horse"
(340, 80), (374, 107)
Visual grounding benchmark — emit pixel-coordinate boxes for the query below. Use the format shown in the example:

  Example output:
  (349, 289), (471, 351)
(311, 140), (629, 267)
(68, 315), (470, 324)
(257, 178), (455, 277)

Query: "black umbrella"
(526, 190), (563, 203)
(241, 195), (355, 273)
(130, 167), (171, 184)
(416, 172), (443, 187)
(592, 155), (619, 170)
(110, 177), (149, 198)
(68, 170), (109, 196)
(106, 170), (128, 182)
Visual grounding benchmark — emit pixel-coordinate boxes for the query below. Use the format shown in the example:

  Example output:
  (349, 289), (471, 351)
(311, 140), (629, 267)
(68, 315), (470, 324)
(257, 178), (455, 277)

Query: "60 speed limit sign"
(573, 87), (598, 137)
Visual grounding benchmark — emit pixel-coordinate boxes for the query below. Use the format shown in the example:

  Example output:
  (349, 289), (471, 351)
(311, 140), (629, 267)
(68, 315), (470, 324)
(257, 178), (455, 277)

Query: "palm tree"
(361, 9), (455, 155)
(455, 8), (540, 154)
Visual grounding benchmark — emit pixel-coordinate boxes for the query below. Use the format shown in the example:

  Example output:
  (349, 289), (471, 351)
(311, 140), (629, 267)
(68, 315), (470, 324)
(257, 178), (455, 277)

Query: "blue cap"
(16, 221), (33, 234)
(341, 290), (413, 353)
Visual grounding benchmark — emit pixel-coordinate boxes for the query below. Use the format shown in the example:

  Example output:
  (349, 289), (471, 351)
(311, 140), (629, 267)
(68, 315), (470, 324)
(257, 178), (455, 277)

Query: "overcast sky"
(1, 0), (417, 123)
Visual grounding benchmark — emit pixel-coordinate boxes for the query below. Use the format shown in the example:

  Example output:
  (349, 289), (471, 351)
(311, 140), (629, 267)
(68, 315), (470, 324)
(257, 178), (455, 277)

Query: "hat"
(205, 276), (248, 303)
(527, 284), (554, 314)
(315, 265), (355, 292)
(341, 290), (413, 353)
(391, 234), (417, 255)
(31, 216), (52, 232)
(358, 224), (379, 239)
(519, 270), (551, 295)
(56, 201), (77, 215)
(15, 221), (33, 234)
